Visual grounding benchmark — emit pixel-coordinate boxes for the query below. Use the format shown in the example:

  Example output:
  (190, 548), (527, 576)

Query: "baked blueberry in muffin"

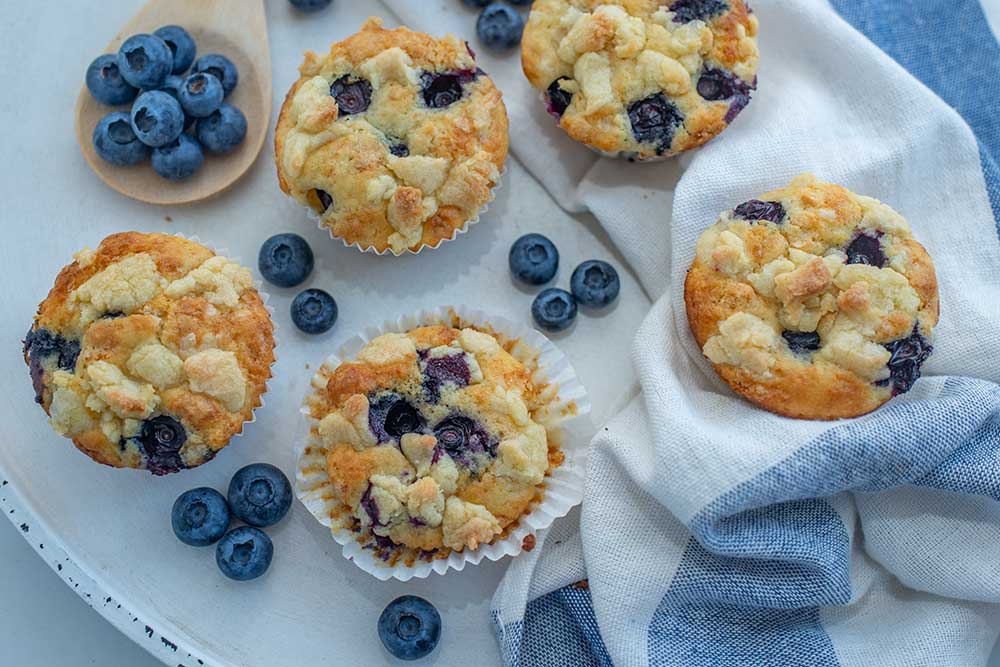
(275, 18), (509, 254)
(684, 175), (939, 419)
(301, 324), (561, 565)
(521, 0), (759, 160)
(24, 233), (275, 474)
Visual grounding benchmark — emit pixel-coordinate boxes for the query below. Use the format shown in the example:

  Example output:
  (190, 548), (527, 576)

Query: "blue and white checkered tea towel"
(383, 0), (1000, 664)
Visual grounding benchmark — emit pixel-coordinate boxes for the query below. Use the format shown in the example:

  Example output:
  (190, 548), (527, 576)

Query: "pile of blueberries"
(86, 25), (247, 180)
(258, 233), (340, 336)
(171, 463), (292, 581)
(509, 234), (621, 332)
(462, 0), (531, 51)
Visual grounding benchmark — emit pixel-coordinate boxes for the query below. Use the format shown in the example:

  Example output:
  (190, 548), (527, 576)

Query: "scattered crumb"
(305, 363), (311, 369)
(572, 579), (589, 590)
(164, 216), (172, 223)
(521, 534), (536, 552)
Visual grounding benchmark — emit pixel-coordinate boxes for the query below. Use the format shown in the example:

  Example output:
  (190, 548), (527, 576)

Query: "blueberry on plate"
(151, 133), (204, 181)
(216, 526), (273, 581)
(196, 104), (247, 154)
(86, 54), (139, 106)
(289, 0), (333, 11)
(532, 288), (577, 332)
(570, 260), (620, 308)
(178, 72), (224, 118)
(171, 487), (231, 547)
(93, 111), (150, 166)
(192, 53), (238, 97)
(228, 463), (293, 528)
(291, 288), (338, 334)
(378, 596), (441, 661)
(117, 33), (173, 90)
(130, 90), (185, 147)
(477, 4), (525, 50)
(154, 25), (197, 74)
(461, 0), (491, 7)
(258, 233), (314, 288)
(509, 233), (559, 285)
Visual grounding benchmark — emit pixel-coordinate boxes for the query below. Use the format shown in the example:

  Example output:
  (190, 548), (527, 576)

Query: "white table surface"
(4, 1), (1000, 666)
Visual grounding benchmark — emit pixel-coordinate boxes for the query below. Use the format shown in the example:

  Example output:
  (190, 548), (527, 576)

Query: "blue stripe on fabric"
(915, 414), (1000, 498)
(981, 144), (1000, 235)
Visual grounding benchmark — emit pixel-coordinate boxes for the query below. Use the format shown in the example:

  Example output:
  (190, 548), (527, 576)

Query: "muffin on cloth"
(24, 232), (275, 475)
(685, 174), (939, 420)
(275, 17), (509, 254)
(522, 0), (759, 160)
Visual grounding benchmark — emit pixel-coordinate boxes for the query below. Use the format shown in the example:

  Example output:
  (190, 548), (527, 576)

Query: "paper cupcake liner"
(295, 305), (592, 581)
(284, 166), (505, 258)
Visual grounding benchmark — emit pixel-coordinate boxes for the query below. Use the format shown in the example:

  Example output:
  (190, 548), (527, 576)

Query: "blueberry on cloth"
(172, 487), (231, 546)
(130, 90), (185, 147)
(151, 134), (204, 180)
(154, 25), (196, 74)
(86, 54), (139, 105)
(178, 72), (224, 118)
(509, 233), (559, 285)
(216, 526), (273, 581)
(570, 260), (620, 308)
(227, 463), (293, 527)
(532, 288), (578, 332)
(290, 288), (338, 334)
(196, 104), (247, 154)
(477, 4), (524, 50)
(628, 94), (683, 154)
(117, 33), (173, 89)
(378, 596), (441, 661)
(733, 199), (786, 224)
(258, 233), (314, 288)
(192, 53), (239, 97)
(93, 111), (150, 166)
(289, 0), (333, 11)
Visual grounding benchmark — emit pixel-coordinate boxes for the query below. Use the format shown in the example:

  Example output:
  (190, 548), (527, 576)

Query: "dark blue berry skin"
(193, 54), (238, 97)
(227, 463), (293, 528)
(24, 327), (81, 403)
(117, 34), (173, 90)
(136, 415), (187, 476)
(669, 0), (730, 23)
(154, 25), (197, 74)
(532, 288), (577, 332)
(258, 233), (314, 288)
(782, 330), (821, 354)
(509, 234), (559, 285)
(93, 111), (151, 166)
(330, 75), (373, 116)
(130, 90), (185, 147)
(462, 0), (492, 7)
(368, 394), (425, 444)
(628, 94), (683, 154)
(196, 104), (247, 154)
(171, 487), (231, 547)
(289, 0), (333, 11)
(290, 288), (338, 334)
(507, 0), (534, 5)
(571, 260), (620, 308)
(733, 200), (786, 224)
(883, 328), (932, 395)
(216, 527), (273, 581)
(151, 134), (204, 181)
(546, 78), (573, 118)
(86, 54), (139, 106)
(845, 231), (887, 267)
(477, 4), (525, 50)
(378, 596), (442, 661)
(178, 73), (224, 118)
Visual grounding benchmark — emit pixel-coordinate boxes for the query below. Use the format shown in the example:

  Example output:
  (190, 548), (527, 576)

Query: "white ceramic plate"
(0, 3), (650, 664)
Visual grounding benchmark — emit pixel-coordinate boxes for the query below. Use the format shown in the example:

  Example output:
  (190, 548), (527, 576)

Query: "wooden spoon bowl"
(74, 0), (271, 206)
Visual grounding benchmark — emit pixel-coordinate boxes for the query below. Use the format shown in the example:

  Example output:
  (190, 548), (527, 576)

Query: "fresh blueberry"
(137, 415), (187, 476)
(154, 25), (197, 74)
(571, 260), (620, 309)
(24, 328), (80, 403)
(782, 330), (821, 354)
(546, 77), (573, 118)
(227, 463), (293, 528)
(733, 199), (786, 224)
(696, 67), (755, 122)
(151, 133), (204, 180)
(289, 0), (333, 11)
(192, 54), (239, 97)
(628, 94), (683, 154)
(420, 350), (471, 401)
(845, 231), (887, 267)
(93, 111), (151, 166)
(216, 526), (273, 581)
(378, 596), (442, 661)
(883, 327), (932, 395)
(532, 288), (577, 332)
(171, 487), (231, 547)
(461, 0), (492, 7)
(196, 104), (247, 154)
(178, 72), (224, 118)
(258, 233), (314, 288)
(329, 75), (372, 116)
(477, 4), (524, 50)
(509, 234), (559, 285)
(290, 288), (337, 334)
(117, 33), (173, 89)
(420, 70), (477, 109)
(669, 0), (730, 23)
(147, 75), (197, 129)
(130, 90), (185, 147)
(86, 54), (139, 106)
(368, 394), (426, 443)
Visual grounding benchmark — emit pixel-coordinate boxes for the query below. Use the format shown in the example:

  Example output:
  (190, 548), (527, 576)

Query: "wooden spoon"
(73, 0), (271, 206)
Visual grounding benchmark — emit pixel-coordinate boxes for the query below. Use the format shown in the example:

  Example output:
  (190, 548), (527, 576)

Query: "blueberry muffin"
(684, 175), (939, 420)
(275, 18), (509, 254)
(522, 0), (759, 160)
(24, 233), (275, 475)
(302, 324), (561, 566)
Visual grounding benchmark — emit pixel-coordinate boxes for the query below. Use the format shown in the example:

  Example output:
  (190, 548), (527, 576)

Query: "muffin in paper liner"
(295, 305), (591, 581)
